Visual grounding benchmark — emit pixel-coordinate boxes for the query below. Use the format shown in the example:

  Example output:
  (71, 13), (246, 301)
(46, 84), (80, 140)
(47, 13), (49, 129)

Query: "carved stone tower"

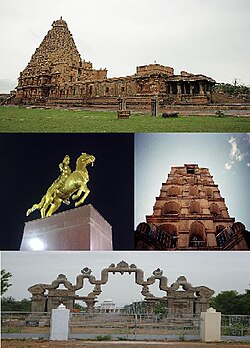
(15, 17), (106, 104)
(136, 164), (249, 250)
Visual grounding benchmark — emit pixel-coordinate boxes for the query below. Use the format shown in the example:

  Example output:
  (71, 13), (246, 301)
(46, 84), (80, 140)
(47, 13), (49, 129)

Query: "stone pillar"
(206, 230), (217, 246)
(145, 299), (157, 314)
(151, 97), (158, 116)
(177, 82), (182, 95)
(50, 304), (70, 341)
(168, 83), (173, 94)
(183, 83), (186, 95)
(118, 97), (123, 110)
(199, 82), (205, 95)
(200, 307), (221, 342)
(31, 296), (47, 313)
(85, 298), (97, 313)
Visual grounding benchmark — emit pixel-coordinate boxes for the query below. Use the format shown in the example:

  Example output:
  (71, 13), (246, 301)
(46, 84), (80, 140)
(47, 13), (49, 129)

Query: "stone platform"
(20, 204), (112, 251)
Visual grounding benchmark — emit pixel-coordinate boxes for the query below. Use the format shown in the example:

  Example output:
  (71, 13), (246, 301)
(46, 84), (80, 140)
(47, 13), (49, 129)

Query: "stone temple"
(135, 164), (250, 250)
(11, 17), (216, 109)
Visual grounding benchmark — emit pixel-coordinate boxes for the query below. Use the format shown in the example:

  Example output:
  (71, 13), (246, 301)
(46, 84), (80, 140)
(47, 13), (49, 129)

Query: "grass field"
(0, 106), (250, 132)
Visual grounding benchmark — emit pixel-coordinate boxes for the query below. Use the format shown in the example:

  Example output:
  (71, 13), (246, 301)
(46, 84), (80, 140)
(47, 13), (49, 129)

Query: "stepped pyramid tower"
(14, 17), (107, 104)
(11, 17), (216, 108)
(135, 164), (249, 250)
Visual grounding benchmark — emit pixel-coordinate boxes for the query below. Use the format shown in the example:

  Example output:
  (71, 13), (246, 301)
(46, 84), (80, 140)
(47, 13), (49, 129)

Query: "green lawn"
(0, 106), (249, 132)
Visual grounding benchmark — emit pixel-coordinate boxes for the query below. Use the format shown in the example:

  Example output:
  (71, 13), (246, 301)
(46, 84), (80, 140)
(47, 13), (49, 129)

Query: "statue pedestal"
(20, 204), (113, 251)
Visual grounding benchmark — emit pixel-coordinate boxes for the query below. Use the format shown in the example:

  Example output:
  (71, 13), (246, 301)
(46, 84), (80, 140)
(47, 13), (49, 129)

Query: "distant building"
(135, 164), (250, 250)
(100, 299), (118, 313)
(10, 18), (216, 109)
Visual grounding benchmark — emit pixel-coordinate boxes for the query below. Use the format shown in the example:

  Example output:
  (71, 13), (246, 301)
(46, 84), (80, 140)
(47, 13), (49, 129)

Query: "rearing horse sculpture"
(26, 153), (95, 218)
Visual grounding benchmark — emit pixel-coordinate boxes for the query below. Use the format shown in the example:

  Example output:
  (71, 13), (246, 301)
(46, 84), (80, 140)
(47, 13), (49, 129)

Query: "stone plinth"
(200, 308), (221, 342)
(20, 204), (112, 251)
(50, 304), (70, 341)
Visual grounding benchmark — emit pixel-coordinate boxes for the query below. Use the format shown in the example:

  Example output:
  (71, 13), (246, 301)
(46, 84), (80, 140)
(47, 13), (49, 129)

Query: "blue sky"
(135, 133), (250, 230)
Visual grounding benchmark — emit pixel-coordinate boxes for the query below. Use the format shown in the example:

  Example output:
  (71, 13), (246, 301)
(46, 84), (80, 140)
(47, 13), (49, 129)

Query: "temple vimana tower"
(135, 164), (250, 250)
(11, 17), (216, 108)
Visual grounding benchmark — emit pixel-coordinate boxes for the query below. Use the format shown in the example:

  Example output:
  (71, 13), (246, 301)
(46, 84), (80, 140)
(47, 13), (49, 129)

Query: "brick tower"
(14, 17), (106, 104)
(135, 164), (249, 250)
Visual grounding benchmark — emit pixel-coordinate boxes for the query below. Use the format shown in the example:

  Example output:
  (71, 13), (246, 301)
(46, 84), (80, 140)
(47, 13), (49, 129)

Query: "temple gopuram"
(10, 17), (216, 109)
(135, 164), (250, 250)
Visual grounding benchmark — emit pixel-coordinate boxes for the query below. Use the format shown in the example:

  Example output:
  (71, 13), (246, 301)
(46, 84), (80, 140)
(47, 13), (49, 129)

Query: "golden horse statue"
(26, 153), (95, 218)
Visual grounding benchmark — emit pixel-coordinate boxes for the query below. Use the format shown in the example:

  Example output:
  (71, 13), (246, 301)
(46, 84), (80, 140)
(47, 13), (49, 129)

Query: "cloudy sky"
(0, 0), (250, 93)
(1, 251), (250, 306)
(135, 133), (250, 230)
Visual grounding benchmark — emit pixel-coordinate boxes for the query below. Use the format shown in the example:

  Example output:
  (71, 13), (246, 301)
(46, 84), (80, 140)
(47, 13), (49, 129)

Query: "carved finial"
(153, 268), (163, 276)
(81, 267), (92, 275)
(130, 264), (137, 269)
(117, 261), (129, 268)
(57, 274), (67, 280)
(177, 276), (187, 283)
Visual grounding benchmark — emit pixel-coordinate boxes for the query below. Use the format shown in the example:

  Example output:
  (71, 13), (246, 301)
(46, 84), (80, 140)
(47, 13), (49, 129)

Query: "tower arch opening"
(167, 186), (181, 197)
(210, 203), (221, 217)
(162, 202), (180, 216)
(189, 221), (206, 247)
(158, 224), (178, 248)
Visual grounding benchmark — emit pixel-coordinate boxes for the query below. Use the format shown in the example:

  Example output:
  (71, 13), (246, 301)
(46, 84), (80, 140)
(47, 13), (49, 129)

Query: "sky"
(1, 0), (250, 93)
(135, 133), (250, 230)
(0, 133), (134, 250)
(1, 251), (250, 306)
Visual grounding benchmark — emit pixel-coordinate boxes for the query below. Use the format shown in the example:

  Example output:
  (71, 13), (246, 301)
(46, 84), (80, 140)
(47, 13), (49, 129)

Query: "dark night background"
(0, 133), (134, 250)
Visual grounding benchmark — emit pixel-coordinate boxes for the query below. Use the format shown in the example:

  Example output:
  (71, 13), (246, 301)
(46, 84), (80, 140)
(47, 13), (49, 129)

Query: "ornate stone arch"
(167, 186), (181, 197)
(206, 187), (213, 198)
(159, 224), (177, 236)
(210, 203), (221, 217)
(189, 221), (206, 247)
(28, 261), (214, 316)
(158, 224), (178, 248)
(161, 201), (180, 215)
(189, 201), (202, 214)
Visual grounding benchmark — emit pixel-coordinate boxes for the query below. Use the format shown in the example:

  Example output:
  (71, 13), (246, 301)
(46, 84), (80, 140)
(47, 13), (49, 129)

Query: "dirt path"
(2, 340), (250, 348)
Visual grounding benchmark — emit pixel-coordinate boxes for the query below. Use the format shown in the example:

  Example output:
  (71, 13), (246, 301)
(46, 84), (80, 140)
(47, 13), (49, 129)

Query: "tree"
(1, 296), (31, 311)
(213, 82), (250, 96)
(236, 289), (250, 315)
(154, 301), (167, 318)
(210, 288), (250, 315)
(1, 269), (12, 296)
(73, 302), (86, 312)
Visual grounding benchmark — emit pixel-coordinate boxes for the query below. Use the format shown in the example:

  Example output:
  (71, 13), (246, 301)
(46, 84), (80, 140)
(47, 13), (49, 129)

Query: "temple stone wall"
(11, 18), (216, 108)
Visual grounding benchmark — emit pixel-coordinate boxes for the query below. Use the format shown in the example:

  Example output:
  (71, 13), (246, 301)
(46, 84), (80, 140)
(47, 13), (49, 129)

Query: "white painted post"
(50, 303), (70, 341)
(200, 307), (221, 342)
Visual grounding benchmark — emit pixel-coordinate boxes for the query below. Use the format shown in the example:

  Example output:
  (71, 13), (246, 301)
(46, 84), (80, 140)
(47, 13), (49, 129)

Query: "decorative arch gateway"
(28, 261), (214, 315)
